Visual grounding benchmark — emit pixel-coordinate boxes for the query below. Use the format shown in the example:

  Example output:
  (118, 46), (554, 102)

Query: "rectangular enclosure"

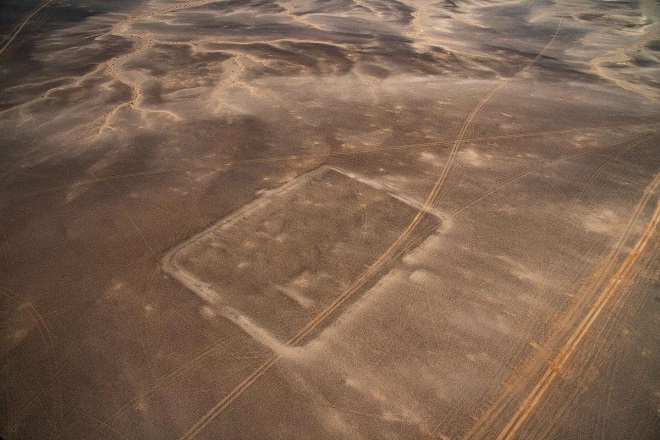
(163, 166), (442, 343)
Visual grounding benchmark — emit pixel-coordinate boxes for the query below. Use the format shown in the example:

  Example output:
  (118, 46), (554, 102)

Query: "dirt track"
(1, 1), (659, 439)
(0, 0), (54, 58)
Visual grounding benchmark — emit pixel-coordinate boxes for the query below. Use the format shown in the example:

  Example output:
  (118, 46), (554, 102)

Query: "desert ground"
(1, 0), (659, 439)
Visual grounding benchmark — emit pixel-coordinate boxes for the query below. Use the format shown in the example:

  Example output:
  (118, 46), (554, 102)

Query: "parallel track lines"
(177, 19), (565, 440)
(496, 173), (660, 440)
(3, 123), (658, 205)
(1, 4), (654, 439)
(463, 171), (660, 440)
(450, 132), (655, 216)
(178, 355), (279, 440)
(533, 238), (658, 439)
(440, 137), (656, 435)
(0, 0), (54, 59)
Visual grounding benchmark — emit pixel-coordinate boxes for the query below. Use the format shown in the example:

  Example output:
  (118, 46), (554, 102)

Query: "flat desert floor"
(1, 0), (659, 439)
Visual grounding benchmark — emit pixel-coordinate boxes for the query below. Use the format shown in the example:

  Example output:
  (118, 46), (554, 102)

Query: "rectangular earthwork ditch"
(163, 166), (442, 344)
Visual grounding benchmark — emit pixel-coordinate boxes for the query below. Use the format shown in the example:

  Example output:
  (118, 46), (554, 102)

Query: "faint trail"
(435, 19), (563, 200)
(176, 19), (564, 440)
(25, 302), (64, 437)
(0, 0), (54, 59)
(496, 173), (660, 440)
(450, 132), (656, 216)
(463, 172), (660, 439)
(532, 239), (658, 439)
(6, 121), (655, 206)
(178, 355), (279, 440)
(73, 406), (133, 440)
(102, 182), (157, 258)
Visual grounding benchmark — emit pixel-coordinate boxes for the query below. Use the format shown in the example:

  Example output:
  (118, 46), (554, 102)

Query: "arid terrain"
(1, 0), (659, 439)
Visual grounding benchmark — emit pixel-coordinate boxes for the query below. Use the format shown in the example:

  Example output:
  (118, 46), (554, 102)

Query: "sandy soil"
(1, 1), (659, 439)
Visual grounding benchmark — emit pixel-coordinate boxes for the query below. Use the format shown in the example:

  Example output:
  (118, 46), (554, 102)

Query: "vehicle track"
(424, 133), (657, 439)
(531, 239), (658, 439)
(463, 172), (660, 439)
(496, 173), (659, 440)
(176, 19), (564, 440)
(9, 121), (652, 206)
(450, 132), (656, 217)
(0, 0), (54, 59)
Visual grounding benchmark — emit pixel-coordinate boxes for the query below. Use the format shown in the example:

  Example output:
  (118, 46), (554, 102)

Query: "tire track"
(434, 19), (563, 202)
(426, 134), (655, 437)
(496, 173), (660, 440)
(176, 19), (564, 440)
(24, 301), (64, 437)
(0, 0), (54, 59)
(449, 133), (655, 217)
(577, 133), (654, 202)
(531, 239), (658, 439)
(463, 172), (660, 439)
(178, 355), (279, 440)
(10, 121), (649, 206)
